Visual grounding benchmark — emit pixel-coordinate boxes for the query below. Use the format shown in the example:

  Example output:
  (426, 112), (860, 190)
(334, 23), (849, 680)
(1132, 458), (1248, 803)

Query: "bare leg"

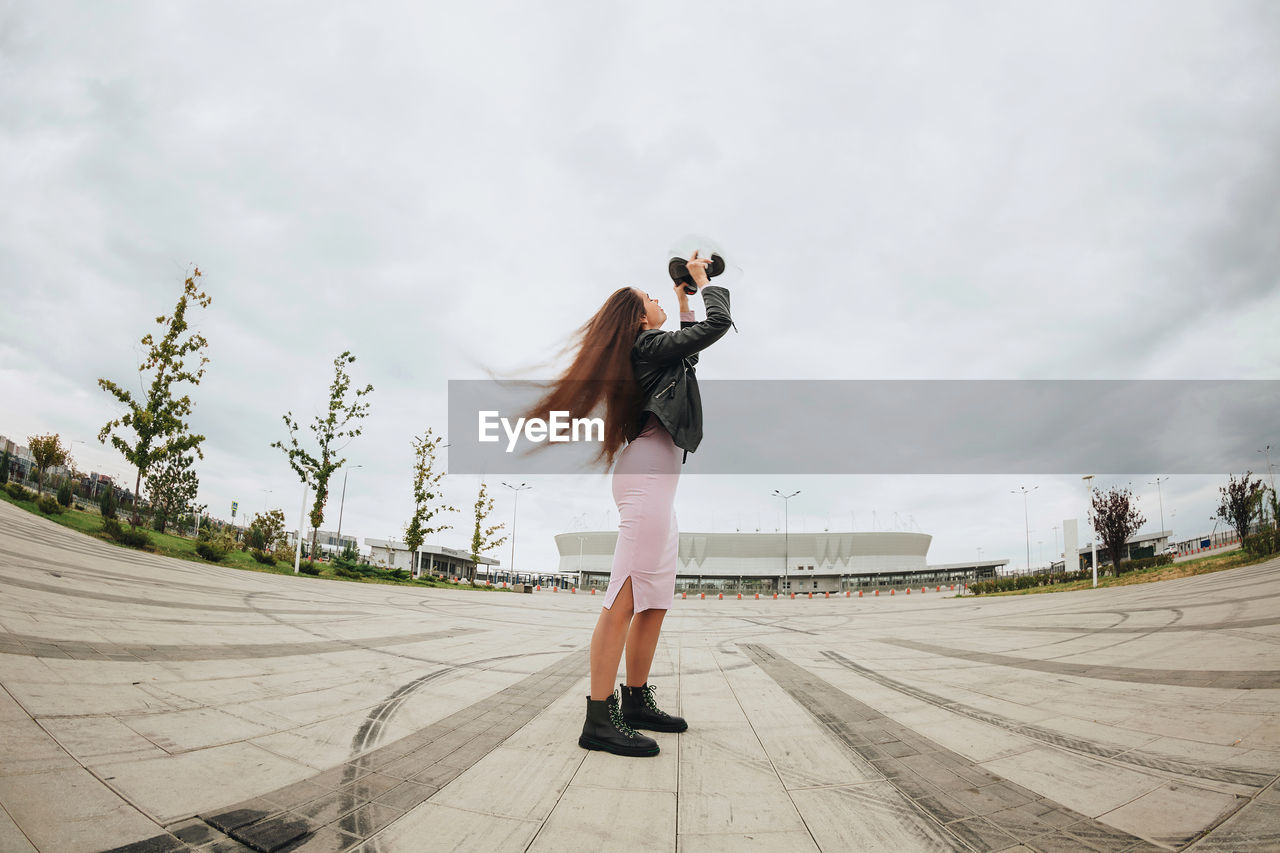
(624, 608), (668, 687)
(589, 577), (634, 700)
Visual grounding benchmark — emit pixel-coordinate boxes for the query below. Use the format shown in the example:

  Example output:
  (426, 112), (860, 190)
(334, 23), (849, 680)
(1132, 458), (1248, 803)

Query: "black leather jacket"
(631, 285), (734, 459)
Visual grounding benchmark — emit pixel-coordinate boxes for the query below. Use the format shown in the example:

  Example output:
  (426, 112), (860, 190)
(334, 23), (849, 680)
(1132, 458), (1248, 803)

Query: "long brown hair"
(526, 287), (646, 468)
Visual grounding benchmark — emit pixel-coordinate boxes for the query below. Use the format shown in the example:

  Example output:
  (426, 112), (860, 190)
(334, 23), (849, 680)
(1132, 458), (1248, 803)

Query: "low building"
(556, 530), (1005, 594)
(1076, 530), (1172, 567)
(364, 538), (501, 579)
(285, 529), (359, 557)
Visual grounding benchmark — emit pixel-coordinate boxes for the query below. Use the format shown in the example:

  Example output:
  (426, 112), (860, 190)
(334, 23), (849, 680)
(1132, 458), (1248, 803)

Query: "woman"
(527, 251), (734, 757)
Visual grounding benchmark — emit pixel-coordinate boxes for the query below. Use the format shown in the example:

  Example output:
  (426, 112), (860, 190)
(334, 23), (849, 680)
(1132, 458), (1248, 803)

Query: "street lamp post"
(502, 483), (532, 584)
(1260, 445), (1277, 529)
(772, 490), (800, 593)
(1083, 475), (1097, 588)
(335, 465), (362, 561)
(293, 477), (310, 574)
(1011, 486), (1038, 573)
(1148, 476), (1168, 542)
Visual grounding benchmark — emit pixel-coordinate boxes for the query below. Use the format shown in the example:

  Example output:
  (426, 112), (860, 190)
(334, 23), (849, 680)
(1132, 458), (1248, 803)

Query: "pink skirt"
(602, 415), (682, 612)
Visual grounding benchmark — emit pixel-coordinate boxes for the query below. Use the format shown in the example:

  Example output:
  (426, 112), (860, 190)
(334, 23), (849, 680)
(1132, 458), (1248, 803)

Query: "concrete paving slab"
(0, 804), (37, 853)
(528, 787), (675, 853)
(0, 714), (81, 776)
(981, 747), (1166, 820)
(37, 714), (171, 763)
(0, 767), (165, 853)
(789, 783), (959, 852)
(93, 742), (313, 824)
(1, 502), (1278, 852)
(676, 829), (821, 853)
(1098, 781), (1241, 848)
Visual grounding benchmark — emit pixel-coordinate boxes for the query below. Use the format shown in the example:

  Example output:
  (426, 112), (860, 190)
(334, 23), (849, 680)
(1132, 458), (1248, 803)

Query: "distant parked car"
(1165, 545), (1179, 556)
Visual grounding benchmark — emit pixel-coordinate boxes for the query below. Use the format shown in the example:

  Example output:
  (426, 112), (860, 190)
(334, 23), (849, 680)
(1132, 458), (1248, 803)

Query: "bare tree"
(98, 269), (211, 525)
(271, 351), (373, 559)
(1089, 485), (1146, 574)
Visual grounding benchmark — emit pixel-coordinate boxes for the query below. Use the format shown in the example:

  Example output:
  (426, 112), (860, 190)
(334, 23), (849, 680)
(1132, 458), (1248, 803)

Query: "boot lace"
(640, 684), (670, 718)
(609, 691), (644, 739)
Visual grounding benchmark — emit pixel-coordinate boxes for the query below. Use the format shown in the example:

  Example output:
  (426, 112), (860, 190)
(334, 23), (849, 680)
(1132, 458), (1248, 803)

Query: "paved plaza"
(1, 500), (1278, 852)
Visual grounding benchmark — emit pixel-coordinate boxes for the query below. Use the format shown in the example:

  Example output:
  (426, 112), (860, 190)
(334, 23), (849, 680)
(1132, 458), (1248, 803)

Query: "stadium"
(554, 530), (1005, 594)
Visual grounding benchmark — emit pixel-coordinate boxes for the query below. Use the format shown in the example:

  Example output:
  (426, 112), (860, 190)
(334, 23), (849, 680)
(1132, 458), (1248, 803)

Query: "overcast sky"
(2, 1), (1277, 574)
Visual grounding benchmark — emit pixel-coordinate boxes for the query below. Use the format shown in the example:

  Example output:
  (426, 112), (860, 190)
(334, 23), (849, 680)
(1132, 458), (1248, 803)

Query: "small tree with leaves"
(272, 351), (373, 560)
(27, 434), (71, 496)
(98, 269), (211, 525)
(248, 509), (288, 553)
(469, 481), (508, 583)
(1089, 485), (1146, 574)
(0, 450), (10, 485)
(99, 484), (118, 519)
(146, 452), (200, 534)
(1216, 472), (1264, 544)
(403, 428), (455, 576)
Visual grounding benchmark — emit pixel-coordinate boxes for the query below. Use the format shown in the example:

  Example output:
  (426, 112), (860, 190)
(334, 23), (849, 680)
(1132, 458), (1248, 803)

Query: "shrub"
(120, 526), (150, 548)
(195, 529), (235, 562)
(251, 548), (276, 566)
(299, 561), (322, 576)
(1244, 530), (1280, 558)
(102, 517), (150, 548)
(6, 482), (32, 502)
(0, 451), (9, 484)
(99, 487), (117, 519)
(37, 494), (63, 515)
(195, 541), (228, 562)
(56, 481), (73, 507)
(333, 564), (361, 579)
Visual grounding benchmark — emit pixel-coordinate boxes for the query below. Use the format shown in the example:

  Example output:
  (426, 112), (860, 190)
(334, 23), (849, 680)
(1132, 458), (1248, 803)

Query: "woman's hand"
(685, 250), (712, 289)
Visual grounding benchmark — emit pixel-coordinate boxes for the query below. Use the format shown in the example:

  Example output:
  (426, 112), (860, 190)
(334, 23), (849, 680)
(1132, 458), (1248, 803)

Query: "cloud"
(1, 1), (1276, 574)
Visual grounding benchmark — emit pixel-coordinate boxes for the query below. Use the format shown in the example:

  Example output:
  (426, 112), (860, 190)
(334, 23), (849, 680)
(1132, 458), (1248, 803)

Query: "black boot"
(620, 683), (688, 733)
(579, 691), (660, 757)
